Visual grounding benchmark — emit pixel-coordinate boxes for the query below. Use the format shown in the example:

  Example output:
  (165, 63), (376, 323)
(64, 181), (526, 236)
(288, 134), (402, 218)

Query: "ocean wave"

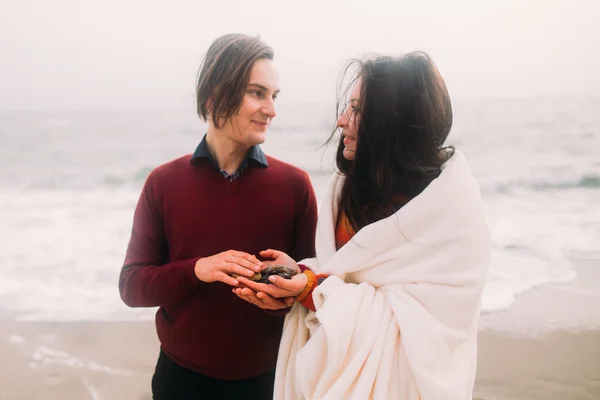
(492, 173), (600, 193)
(133, 167), (153, 182)
(577, 175), (600, 188)
(101, 167), (153, 186)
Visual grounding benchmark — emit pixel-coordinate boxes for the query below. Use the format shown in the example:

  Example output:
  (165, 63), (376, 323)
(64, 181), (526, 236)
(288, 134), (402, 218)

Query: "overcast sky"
(1, 0), (598, 110)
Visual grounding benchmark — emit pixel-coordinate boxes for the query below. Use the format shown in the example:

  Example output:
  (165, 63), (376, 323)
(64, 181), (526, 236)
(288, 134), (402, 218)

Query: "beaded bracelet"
(296, 269), (316, 302)
(298, 274), (328, 312)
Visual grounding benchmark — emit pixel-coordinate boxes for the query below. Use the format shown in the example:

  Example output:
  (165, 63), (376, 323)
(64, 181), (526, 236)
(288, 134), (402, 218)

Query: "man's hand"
(194, 250), (262, 286)
(233, 287), (294, 310)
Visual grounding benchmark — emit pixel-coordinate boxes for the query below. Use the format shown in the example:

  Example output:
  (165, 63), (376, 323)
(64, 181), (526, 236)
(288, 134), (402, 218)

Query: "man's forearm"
(119, 258), (202, 307)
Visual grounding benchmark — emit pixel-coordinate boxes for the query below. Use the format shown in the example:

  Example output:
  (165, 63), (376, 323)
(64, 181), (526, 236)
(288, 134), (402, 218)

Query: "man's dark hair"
(196, 34), (274, 128)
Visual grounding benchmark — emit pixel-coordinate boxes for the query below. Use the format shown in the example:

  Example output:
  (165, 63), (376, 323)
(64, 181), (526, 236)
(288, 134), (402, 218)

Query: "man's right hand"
(194, 250), (263, 286)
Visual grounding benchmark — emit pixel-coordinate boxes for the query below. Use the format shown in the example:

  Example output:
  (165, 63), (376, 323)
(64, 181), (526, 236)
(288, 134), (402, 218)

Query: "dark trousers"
(152, 349), (276, 400)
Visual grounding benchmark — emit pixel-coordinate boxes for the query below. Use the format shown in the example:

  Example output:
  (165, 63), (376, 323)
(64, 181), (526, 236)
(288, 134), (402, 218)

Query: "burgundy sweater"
(119, 154), (317, 380)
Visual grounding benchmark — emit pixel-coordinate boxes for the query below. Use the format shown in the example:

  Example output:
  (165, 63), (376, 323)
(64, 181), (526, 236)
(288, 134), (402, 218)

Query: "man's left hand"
(233, 287), (294, 310)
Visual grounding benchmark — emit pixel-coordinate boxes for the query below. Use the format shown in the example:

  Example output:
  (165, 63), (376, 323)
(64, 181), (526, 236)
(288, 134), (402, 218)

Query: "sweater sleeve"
(119, 171), (202, 307)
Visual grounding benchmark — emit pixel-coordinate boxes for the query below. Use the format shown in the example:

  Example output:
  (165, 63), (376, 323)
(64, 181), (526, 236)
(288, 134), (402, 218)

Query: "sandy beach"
(473, 259), (600, 400)
(2, 260), (599, 400)
(1, 321), (157, 400)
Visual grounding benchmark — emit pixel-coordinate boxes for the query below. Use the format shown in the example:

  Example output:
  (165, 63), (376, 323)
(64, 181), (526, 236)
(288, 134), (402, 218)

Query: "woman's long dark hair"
(331, 52), (454, 232)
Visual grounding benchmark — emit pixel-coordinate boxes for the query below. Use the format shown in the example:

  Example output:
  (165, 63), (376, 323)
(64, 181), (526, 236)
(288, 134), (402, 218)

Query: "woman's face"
(337, 79), (361, 161)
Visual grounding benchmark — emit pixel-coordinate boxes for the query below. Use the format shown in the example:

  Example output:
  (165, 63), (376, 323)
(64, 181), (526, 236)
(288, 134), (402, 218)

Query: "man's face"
(221, 58), (280, 146)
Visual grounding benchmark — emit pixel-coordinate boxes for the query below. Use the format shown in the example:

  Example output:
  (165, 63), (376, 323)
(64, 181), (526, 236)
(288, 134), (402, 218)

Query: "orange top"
(335, 195), (410, 250)
(335, 210), (357, 250)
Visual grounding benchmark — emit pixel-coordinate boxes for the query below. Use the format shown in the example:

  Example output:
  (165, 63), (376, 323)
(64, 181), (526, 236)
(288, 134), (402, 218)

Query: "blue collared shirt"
(190, 134), (269, 181)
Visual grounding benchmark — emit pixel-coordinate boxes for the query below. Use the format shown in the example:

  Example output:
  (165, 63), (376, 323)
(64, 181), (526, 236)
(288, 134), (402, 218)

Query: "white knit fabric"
(274, 152), (491, 400)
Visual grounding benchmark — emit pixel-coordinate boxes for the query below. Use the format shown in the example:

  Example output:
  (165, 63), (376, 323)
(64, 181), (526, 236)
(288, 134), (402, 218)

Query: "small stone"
(231, 264), (298, 284)
(256, 265), (298, 284)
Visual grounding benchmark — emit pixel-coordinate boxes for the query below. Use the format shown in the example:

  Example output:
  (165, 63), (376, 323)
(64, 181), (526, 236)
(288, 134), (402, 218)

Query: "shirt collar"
(190, 134), (269, 171)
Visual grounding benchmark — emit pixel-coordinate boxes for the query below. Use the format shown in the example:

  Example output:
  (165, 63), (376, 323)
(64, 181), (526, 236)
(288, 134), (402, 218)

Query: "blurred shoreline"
(2, 101), (600, 320)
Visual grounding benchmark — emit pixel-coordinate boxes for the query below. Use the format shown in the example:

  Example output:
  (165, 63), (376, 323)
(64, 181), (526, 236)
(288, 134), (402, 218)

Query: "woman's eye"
(251, 90), (263, 98)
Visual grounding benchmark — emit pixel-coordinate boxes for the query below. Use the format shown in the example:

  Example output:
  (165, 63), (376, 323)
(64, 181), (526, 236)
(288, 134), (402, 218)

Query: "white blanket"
(274, 151), (491, 400)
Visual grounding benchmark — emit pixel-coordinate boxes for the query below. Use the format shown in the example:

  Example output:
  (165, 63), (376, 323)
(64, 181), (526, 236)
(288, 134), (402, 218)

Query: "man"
(119, 34), (318, 399)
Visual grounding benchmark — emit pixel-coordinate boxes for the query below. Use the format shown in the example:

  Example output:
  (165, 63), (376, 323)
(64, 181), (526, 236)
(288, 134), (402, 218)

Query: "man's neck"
(205, 129), (251, 175)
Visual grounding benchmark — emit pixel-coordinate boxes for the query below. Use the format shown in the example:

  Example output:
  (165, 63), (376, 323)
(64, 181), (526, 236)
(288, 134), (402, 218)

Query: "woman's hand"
(259, 249), (300, 273)
(236, 272), (309, 298)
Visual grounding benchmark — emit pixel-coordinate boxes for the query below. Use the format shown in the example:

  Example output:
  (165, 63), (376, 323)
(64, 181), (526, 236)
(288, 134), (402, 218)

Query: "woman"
(235, 52), (491, 400)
